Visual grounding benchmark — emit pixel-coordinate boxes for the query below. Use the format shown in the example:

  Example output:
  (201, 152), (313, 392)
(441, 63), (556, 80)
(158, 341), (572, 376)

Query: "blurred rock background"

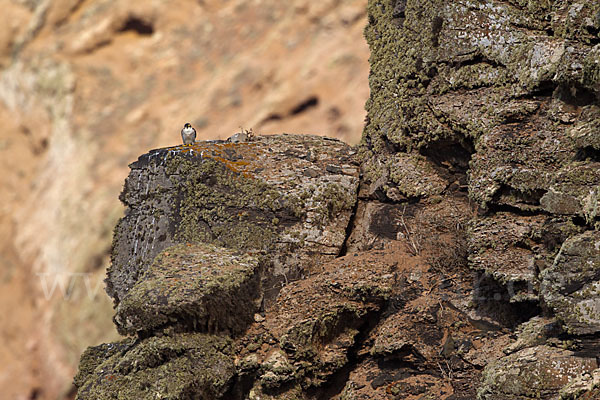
(0, 0), (369, 398)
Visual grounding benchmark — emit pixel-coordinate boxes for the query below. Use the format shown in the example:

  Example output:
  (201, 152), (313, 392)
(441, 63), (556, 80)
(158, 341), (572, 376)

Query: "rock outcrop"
(75, 0), (600, 399)
(114, 244), (264, 336)
(107, 134), (359, 309)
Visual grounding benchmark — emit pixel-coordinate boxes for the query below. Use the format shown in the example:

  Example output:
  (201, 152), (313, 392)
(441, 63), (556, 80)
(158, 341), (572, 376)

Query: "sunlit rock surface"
(74, 333), (235, 400)
(541, 231), (600, 335)
(479, 346), (598, 400)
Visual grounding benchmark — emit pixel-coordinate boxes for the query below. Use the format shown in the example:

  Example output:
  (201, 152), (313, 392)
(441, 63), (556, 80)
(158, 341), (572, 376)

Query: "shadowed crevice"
(119, 16), (155, 36)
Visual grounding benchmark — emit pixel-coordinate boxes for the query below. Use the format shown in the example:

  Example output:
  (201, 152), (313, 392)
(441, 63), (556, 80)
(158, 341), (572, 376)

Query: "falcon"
(181, 123), (196, 145)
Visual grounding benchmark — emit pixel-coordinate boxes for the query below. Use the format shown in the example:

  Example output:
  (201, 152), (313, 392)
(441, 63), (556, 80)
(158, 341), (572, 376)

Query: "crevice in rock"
(575, 146), (600, 162)
(420, 137), (474, 191)
(491, 185), (547, 208)
(585, 25), (600, 44)
(556, 84), (597, 107)
(450, 53), (504, 69)
(430, 16), (444, 48)
(420, 138), (474, 172)
(572, 215), (593, 228)
(527, 80), (557, 99)
(472, 273), (541, 329)
(119, 16), (155, 36)
(307, 308), (385, 399)
(484, 202), (546, 217)
(223, 370), (260, 400)
(570, 332), (600, 359)
(338, 185), (361, 257)
(365, 355), (433, 391)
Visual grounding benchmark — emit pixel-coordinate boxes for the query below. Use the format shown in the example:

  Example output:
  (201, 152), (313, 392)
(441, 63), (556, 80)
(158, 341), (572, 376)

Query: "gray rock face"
(360, 0), (600, 398)
(468, 213), (584, 302)
(541, 231), (600, 334)
(479, 346), (598, 400)
(107, 134), (359, 304)
(359, 0), (600, 324)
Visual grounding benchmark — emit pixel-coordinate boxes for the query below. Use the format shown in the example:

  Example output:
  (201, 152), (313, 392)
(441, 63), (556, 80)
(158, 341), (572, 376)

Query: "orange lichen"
(159, 142), (265, 179)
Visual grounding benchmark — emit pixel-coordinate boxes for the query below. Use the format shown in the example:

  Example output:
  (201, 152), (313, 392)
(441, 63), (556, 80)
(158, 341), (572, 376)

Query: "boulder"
(478, 346), (598, 400)
(74, 333), (234, 400)
(114, 243), (263, 336)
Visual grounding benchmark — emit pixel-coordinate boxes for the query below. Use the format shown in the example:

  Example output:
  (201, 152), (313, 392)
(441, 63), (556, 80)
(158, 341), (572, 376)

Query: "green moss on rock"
(478, 346), (597, 400)
(107, 135), (359, 305)
(167, 156), (281, 251)
(114, 243), (263, 336)
(74, 333), (234, 400)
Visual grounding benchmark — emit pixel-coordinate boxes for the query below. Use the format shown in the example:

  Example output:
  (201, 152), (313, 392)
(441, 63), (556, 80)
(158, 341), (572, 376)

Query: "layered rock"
(358, 0), (600, 398)
(75, 134), (362, 398)
(541, 231), (600, 335)
(74, 334), (235, 399)
(114, 244), (263, 336)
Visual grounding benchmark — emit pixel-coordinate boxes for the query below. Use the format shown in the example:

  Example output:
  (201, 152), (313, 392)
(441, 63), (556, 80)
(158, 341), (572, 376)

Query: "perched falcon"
(181, 123), (196, 145)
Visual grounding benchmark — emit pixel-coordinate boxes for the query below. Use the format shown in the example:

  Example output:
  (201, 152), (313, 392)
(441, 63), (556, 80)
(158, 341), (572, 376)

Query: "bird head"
(184, 123), (192, 129)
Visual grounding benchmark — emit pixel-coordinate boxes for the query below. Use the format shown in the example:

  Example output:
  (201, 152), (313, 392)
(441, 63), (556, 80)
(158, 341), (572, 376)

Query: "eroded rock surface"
(358, 0), (600, 398)
(542, 231), (600, 335)
(479, 346), (598, 400)
(233, 243), (498, 400)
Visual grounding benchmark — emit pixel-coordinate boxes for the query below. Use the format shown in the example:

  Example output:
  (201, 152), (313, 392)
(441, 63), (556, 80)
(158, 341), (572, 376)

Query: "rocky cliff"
(74, 0), (600, 399)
